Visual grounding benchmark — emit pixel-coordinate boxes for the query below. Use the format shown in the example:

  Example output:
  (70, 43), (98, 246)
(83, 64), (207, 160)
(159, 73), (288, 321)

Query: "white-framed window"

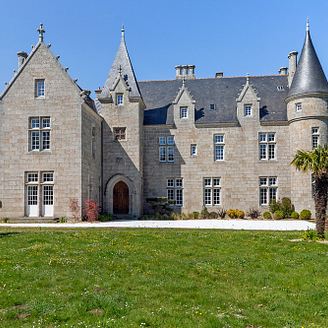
(116, 94), (123, 105)
(29, 117), (51, 151)
(191, 144), (197, 156)
(312, 127), (319, 149)
(214, 135), (224, 161)
(296, 103), (302, 112)
(167, 178), (183, 206)
(204, 177), (221, 206)
(35, 80), (45, 98)
(259, 133), (276, 160)
(245, 105), (252, 116)
(114, 127), (126, 140)
(259, 176), (277, 205)
(181, 107), (188, 118)
(159, 136), (174, 162)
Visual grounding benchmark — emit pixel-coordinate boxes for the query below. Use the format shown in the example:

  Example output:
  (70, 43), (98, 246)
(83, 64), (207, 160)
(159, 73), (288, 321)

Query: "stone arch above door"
(104, 174), (135, 216)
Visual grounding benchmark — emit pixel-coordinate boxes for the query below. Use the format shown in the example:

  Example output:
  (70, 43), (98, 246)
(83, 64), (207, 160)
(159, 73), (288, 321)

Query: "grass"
(0, 228), (327, 327)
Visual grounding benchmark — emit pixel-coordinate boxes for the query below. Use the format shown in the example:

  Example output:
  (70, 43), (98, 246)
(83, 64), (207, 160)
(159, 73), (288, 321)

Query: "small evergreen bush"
(273, 210), (283, 220)
(291, 212), (299, 219)
(201, 206), (209, 219)
(263, 212), (272, 220)
(98, 213), (113, 222)
(300, 209), (311, 220)
(193, 211), (200, 220)
(281, 197), (294, 218)
(209, 212), (218, 219)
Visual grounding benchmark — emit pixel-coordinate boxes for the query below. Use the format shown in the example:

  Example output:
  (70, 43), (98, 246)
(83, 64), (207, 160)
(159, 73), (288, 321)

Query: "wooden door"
(113, 181), (129, 214)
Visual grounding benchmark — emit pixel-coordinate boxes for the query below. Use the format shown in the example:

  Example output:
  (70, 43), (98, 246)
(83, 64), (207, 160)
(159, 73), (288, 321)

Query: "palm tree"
(291, 144), (328, 238)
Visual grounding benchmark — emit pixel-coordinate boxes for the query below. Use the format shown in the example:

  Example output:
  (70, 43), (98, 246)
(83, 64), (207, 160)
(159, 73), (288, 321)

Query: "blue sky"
(1, 0), (328, 97)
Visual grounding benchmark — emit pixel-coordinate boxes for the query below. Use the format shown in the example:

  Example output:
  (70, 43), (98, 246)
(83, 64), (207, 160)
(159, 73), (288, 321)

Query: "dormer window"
(245, 105), (252, 116)
(210, 104), (215, 110)
(296, 103), (302, 111)
(116, 94), (123, 105)
(181, 107), (188, 118)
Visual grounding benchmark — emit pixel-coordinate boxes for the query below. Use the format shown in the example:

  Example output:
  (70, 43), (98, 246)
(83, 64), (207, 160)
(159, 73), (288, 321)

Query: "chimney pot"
(279, 67), (288, 75)
(17, 51), (28, 69)
(288, 51), (298, 87)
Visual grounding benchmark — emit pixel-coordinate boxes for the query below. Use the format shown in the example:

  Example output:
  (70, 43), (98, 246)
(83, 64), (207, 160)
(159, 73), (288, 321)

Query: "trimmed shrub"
(227, 209), (238, 219)
(201, 206), (209, 219)
(291, 212), (299, 219)
(273, 210), (283, 220)
(209, 212), (218, 219)
(300, 209), (312, 220)
(236, 210), (245, 219)
(217, 208), (227, 219)
(98, 213), (113, 222)
(281, 197), (294, 218)
(193, 211), (200, 220)
(247, 208), (261, 219)
(269, 199), (280, 214)
(263, 212), (272, 220)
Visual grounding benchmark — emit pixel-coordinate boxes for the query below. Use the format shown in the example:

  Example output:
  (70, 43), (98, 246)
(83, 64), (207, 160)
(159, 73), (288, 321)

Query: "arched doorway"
(113, 181), (129, 214)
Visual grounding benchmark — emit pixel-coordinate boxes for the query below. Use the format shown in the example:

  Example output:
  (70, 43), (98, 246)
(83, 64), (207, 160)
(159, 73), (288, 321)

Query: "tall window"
(29, 117), (51, 151)
(259, 133), (276, 160)
(245, 105), (252, 116)
(214, 135), (224, 161)
(259, 177), (277, 205)
(204, 178), (221, 206)
(191, 144), (197, 156)
(35, 80), (45, 97)
(312, 127), (319, 149)
(159, 136), (174, 162)
(181, 107), (188, 118)
(167, 178), (183, 206)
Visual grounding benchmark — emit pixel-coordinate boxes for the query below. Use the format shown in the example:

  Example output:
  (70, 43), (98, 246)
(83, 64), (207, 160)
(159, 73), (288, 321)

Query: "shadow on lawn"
(0, 232), (20, 239)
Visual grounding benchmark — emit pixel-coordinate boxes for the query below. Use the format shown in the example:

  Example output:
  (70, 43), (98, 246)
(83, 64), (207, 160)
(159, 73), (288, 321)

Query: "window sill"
(27, 150), (52, 155)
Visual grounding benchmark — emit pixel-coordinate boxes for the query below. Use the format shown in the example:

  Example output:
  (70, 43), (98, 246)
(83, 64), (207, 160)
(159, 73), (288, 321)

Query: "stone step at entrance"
(7, 217), (59, 223)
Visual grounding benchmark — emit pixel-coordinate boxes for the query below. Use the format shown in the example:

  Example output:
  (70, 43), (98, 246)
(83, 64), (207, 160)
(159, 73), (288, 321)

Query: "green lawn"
(0, 228), (327, 327)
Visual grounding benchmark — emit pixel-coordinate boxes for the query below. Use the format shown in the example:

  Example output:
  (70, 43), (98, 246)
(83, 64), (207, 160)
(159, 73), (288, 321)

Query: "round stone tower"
(286, 22), (328, 212)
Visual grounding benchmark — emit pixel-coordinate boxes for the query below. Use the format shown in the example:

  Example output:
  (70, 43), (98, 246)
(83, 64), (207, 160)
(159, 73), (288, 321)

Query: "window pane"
(204, 189), (211, 205)
(42, 131), (50, 150)
(168, 147), (174, 162)
(42, 118), (50, 128)
(191, 145), (196, 155)
(213, 178), (220, 187)
(260, 177), (267, 186)
(269, 188), (277, 202)
(167, 136), (174, 145)
(43, 185), (54, 205)
(312, 136), (319, 149)
(159, 147), (166, 162)
(260, 134), (266, 142)
(159, 137), (166, 145)
(43, 173), (54, 183)
(181, 107), (187, 118)
(176, 179), (183, 188)
(27, 173), (38, 183)
(204, 178), (211, 187)
(176, 189), (183, 206)
(167, 179), (174, 187)
(215, 135), (224, 143)
(31, 119), (39, 129)
(117, 94), (123, 105)
(245, 105), (251, 116)
(31, 131), (39, 150)
(269, 177), (276, 186)
(268, 144), (275, 160)
(37, 81), (44, 97)
(167, 189), (174, 201)
(260, 188), (267, 205)
(213, 189), (220, 205)
(215, 145), (224, 161)
(27, 185), (38, 205)
(268, 134), (275, 142)
(260, 144), (266, 159)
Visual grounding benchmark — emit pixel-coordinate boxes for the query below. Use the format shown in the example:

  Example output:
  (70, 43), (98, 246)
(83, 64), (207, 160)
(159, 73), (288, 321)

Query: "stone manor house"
(0, 23), (327, 219)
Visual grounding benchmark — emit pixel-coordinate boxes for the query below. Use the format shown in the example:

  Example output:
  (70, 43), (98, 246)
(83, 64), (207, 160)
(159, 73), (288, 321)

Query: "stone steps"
(7, 217), (59, 224)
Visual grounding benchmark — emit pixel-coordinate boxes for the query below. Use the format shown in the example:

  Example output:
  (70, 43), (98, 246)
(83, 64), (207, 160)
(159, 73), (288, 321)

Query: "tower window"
(116, 94), (123, 105)
(296, 103), (302, 111)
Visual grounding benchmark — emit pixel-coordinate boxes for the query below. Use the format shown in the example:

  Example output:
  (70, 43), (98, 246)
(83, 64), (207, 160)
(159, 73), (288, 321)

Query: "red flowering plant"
(84, 199), (101, 222)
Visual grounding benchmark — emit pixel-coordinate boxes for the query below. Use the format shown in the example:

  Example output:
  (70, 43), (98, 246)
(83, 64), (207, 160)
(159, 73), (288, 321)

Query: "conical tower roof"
(287, 22), (328, 100)
(99, 27), (141, 99)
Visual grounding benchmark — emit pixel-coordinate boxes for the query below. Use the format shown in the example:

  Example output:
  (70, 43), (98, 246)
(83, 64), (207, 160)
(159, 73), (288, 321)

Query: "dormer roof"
(287, 22), (328, 100)
(99, 27), (141, 100)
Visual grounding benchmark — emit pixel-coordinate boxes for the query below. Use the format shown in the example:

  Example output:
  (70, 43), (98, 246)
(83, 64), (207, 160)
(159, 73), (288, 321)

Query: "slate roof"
(140, 75), (289, 125)
(287, 27), (328, 99)
(99, 28), (141, 100)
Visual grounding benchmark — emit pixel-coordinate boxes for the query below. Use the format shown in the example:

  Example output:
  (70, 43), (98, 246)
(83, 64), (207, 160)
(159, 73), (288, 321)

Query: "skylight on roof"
(277, 86), (284, 91)
(210, 104), (215, 110)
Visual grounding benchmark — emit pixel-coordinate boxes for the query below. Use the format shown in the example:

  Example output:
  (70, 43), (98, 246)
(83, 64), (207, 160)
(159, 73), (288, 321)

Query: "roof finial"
(246, 73), (250, 83)
(121, 24), (125, 39)
(306, 18), (309, 32)
(37, 23), (45, 42)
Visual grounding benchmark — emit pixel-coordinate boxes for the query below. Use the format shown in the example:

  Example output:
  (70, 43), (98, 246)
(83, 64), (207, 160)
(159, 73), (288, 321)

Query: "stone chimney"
(278, 67), (288, 75)
(288, 51), (298, 87)
(175, 65), (196, 80)
(17, 51), (28, 69)
(95, 87), (102, 99)
(215, 72), (223, 78)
